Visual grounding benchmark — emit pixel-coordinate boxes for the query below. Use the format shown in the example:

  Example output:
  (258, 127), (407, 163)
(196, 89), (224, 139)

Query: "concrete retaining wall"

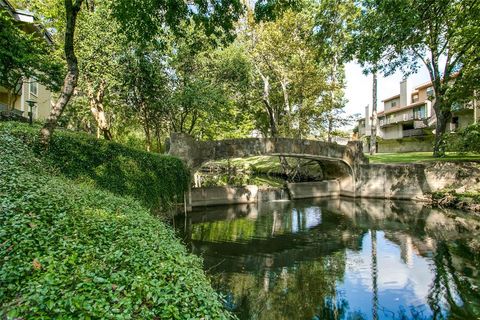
(356, 162), (480, 201)
(188, 162), (480, 207)
(287, 180), (340, 199)
(377, 136), (434, 153)
(190, 185), (288, 207)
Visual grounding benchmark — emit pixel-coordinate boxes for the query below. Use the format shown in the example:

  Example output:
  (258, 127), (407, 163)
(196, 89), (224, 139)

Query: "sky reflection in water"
(175, 198), (480, 320)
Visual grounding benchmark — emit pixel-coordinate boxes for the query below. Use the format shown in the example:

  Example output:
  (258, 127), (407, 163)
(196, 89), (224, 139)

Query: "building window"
(391, 101), (397, 108)
(426, 86), (434, 99)
(414, 105), (426, 119)
(29, 79), (38, 96)
(412, 94), (419, 103)
(388, 114), (395, 124)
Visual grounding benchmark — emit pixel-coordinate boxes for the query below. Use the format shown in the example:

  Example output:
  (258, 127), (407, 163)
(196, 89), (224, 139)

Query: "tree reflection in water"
(175, 198), (480, 320)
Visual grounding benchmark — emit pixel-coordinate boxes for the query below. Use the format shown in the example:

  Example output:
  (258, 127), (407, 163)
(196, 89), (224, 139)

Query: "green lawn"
(368, 152), (480, 164)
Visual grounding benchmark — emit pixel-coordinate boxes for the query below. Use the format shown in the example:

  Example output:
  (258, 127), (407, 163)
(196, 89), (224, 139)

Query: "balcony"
(380, 113), (414, 127)
(380, 112), (429, 128)
(452, 101), (474, 114)
(402, 128), (426, 137)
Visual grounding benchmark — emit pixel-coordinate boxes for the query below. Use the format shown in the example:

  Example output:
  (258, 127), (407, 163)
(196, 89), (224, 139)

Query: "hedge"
(1, 123), (190, 213)
(0, 128), (230, 319)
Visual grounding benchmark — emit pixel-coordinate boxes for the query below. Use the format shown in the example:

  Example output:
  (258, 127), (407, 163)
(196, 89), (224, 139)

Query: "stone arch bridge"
(168, 133), (368, 171)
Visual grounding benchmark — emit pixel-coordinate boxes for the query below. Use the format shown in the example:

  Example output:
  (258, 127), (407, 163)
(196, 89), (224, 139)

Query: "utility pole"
(370, 72), (377, 155)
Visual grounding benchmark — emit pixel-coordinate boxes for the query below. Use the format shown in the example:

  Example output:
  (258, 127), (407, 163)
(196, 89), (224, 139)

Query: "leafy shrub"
(0, 123), (190, 213)
(0, 131), (231, 319)
(446, 123), (480, 153)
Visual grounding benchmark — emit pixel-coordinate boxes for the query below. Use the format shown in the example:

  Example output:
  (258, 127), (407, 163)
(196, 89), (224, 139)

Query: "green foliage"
(0, 11), (62, 105)
(254, 0), (306, 22)
(1, 122), (190, 212)
(446, 123), (480, 153)
(244, 8), (341, 137)
(0, 128), (231, 319)
(110, 0), (243, 45)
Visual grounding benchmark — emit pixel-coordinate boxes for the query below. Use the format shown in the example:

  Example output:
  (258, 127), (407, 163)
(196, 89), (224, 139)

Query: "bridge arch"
(168, 133), (368, 171)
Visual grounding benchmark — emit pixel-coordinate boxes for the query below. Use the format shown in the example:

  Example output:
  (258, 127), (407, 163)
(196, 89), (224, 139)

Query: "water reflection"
(175, 198), (480, 319)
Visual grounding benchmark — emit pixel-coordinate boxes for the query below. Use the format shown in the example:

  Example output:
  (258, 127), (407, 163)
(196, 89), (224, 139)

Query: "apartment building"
(0, 0), (54, 121)
(357, 78), (479, 152)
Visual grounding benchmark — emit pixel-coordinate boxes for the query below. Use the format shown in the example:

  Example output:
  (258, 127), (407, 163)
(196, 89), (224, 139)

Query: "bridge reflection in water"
(175, 198), (480, 320)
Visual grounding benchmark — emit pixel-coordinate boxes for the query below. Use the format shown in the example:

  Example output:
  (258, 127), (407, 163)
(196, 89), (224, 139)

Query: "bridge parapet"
(169, 133), (368, 170)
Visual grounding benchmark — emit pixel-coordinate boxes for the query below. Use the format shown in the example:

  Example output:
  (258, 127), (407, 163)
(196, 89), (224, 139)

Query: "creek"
(175, 198), (480, 320)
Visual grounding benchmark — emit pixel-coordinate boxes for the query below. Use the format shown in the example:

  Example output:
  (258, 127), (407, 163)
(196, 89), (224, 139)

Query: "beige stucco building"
(0, 0), (54, 121)
(358, 78), (479, 152)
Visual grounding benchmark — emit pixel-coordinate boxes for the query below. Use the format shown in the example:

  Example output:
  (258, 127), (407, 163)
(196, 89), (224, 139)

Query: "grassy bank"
(3, 123), (189, 213)
(0, 124), (231, 319)
(368, 152), (480, 164)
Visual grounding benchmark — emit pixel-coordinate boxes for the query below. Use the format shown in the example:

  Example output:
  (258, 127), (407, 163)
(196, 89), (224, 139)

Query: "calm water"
(175, 198), (480, 320)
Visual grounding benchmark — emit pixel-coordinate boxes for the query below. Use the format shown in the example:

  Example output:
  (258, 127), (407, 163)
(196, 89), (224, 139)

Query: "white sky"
(343, 61), (432, 118)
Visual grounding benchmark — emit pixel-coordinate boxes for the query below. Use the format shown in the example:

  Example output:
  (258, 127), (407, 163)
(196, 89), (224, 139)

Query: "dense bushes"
(0, 130), (230, 318)
(1, 123), (190, 212)
(446, 123), (480, 153)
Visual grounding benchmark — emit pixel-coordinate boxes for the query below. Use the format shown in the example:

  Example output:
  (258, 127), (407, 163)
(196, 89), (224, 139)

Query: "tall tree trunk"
(257, 69), (277, 137)
(154, 122), (162, 153)
(370, 72), (377, 155)
(327, 115), (333, 143)
(142, 105), (152, 152)
(280, 79), (291, 135)
(90, 103), (112, 140)
(329, 55), (339, 144)
(433, 99), (451, 157)
(88, 81), (112, 140)
(40, 0), (83, 145)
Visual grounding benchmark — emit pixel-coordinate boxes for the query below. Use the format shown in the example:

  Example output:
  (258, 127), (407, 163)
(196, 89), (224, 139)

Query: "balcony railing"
(403, 128), (426, 137)
(380, 113), (427, 127)
(452, 101), (473, 112)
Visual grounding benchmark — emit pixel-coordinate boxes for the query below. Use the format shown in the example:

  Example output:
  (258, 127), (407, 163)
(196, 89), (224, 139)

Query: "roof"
(14, 9), (35, 23)
(415, 81), (433, 91)
(414, 73), (459, 91)
(377, 100), (427, 116)
(381, 94), (400, 102)
(0, 0), (53, 45)
(0, 0), (15, 15)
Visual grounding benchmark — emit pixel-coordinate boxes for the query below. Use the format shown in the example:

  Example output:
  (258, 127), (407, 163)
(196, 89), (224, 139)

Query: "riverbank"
(430, 190), (480, 214)
(0, 123), (230, 319)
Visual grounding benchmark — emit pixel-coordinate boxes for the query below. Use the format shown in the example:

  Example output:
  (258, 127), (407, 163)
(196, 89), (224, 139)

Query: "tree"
(119, 45), (171, 151)
(37, 0), (243, 144)
(370, 72), (377, 155)
(165, 21), (229, 138)
(0, 11), (61, 110)
(39, 0), (84, 145)
(245, 9), (335, 138)
(74, 3), (127, 140)
(351, 0), (480, 157)
(318, 108), (360, 143)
